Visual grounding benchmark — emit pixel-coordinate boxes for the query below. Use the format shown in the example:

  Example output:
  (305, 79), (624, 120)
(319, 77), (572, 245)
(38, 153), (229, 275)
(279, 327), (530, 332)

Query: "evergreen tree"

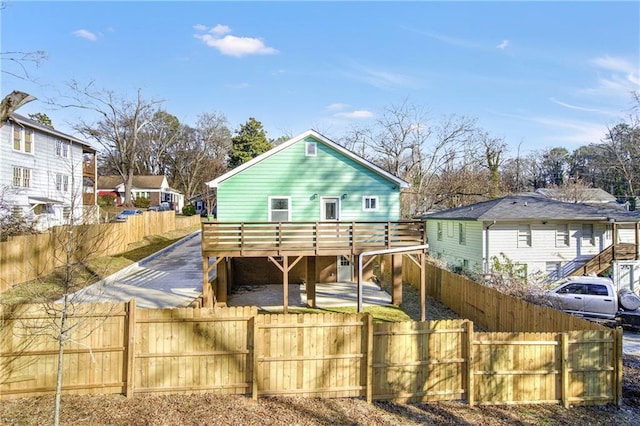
(228, 117), (272, 168)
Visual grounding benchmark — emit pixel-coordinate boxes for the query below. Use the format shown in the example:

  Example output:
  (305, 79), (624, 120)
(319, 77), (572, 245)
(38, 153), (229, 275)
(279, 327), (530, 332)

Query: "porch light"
(342, 193), (348, 199)
(311, 193), (318, 200)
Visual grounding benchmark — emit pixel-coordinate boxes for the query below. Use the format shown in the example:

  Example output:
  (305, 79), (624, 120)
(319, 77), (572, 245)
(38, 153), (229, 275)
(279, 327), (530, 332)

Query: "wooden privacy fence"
(402, 257), (607, 332)
(0, 302), (622, 406)
(0, 213), (201, 292)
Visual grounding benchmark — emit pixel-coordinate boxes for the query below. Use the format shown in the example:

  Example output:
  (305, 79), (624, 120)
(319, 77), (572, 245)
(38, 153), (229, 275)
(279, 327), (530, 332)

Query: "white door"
(337, 255), (352, 282)
(321, 197), (340, 221)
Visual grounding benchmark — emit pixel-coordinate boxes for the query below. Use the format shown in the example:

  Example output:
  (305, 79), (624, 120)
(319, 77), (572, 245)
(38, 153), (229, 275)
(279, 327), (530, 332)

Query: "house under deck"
(201, 221), (427, 316)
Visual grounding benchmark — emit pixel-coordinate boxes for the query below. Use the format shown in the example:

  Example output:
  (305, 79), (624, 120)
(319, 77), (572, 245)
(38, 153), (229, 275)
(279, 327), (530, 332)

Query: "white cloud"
(194, 24), (278, 57)
(497, 40), (509, 50)
(211, 24), (232, 35)
(534, 116), (607, 145)
(73, 29), (98, 41)
(325, 103), (349, 111)
(591, 55), (636, 74)
(352, 65), (415, 89)
(549, 98), (616, 115)
(586, 55), (640, 97)
(334, 110), (374, 119)
(193, 24), (207, 31)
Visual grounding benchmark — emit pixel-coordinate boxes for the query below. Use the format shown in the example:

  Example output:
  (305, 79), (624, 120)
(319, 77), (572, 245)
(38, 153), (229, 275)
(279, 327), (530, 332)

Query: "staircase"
(569, 243), (638, 276)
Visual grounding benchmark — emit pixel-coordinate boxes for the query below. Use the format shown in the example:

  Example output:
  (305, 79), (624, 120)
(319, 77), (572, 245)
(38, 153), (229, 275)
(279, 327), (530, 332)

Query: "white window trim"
(436, 222), (443, 241)
(56, 139), (70, 158)
(517, 224), (532, 248)
(268, 196), (292, 222)
(582, 223), (595, 247)
(13, 166), (31, 187)
(458, 222), (466, 245)
(555, 224), (570, 247)
(362, 196), (379, 212)
(305, 141), (317, 157)
(12, 124), (35, 155)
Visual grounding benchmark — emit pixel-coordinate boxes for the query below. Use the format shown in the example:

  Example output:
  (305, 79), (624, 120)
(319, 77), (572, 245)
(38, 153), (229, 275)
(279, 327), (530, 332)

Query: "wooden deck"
(201, 220), (426, 257)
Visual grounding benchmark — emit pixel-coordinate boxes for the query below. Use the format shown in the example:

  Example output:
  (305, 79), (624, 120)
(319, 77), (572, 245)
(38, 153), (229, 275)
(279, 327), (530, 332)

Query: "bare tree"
(545, 178), (595, 203)
(136, 110), (181, 176)
(170, 112), (231, 201)
(59, 82), (163, 206)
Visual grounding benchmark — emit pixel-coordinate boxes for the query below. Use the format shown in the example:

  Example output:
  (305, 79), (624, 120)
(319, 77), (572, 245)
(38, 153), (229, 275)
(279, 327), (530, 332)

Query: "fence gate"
(252, 313), (367, 399)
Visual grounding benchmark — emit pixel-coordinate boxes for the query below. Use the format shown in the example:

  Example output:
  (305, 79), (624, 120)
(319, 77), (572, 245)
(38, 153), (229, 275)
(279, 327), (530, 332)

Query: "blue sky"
(2, 1), (639, 156)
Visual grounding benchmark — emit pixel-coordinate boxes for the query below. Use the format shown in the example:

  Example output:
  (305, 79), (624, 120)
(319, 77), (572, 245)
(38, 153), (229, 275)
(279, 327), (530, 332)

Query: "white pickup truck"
(546, 276), (640, 328)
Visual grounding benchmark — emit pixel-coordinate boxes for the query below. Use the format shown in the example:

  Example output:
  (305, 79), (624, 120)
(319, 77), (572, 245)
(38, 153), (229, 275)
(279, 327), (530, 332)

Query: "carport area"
(226, 281), (392, 311)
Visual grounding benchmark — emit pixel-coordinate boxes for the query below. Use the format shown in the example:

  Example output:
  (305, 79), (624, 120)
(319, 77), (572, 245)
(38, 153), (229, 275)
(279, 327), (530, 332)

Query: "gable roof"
(206, 129), (409, 189)
(421, 194), (640, 223)
(98, 175), (169, 190)
(9, 113), (96, 152)
(535, 187), (617, 203)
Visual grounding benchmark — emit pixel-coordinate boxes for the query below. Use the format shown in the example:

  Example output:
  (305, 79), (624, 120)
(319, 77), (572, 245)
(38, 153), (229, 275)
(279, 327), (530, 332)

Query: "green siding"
(217, 136), (401, 221)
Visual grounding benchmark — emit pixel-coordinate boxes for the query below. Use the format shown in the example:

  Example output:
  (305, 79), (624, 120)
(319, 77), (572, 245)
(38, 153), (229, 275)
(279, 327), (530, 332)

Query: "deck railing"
(201, 221), (425, 256)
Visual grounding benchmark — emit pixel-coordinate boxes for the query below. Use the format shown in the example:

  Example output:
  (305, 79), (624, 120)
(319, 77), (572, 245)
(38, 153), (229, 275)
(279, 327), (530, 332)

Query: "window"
(458, 223), (466, 245)
(12, 167), (30, 187)
(305, 141), (317, 157)
(134, 191), (150, 199)
(55, 174), (69, 192)
(437, 222), (443, 241)
(546, 262), (561, 281)
(362, 196), (379, 211)
(12, 125), (34, 154)
(56, 140), (69, 158)
(24, 129), (33, 153)
(556, 224), (569, 247)
(269, 196), (291, 222)
(517, 224), (531, 247)
(582, 224), (595, 246)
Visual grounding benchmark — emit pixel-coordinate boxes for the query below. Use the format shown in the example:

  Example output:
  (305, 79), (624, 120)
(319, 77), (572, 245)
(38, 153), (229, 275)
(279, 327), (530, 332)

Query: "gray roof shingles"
(421, 195), (640, 223)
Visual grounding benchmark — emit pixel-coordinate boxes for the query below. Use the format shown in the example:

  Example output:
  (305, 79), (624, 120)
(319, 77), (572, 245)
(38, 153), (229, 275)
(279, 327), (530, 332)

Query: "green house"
(202, 130), (427, 314)
(207, 130), (408, 221)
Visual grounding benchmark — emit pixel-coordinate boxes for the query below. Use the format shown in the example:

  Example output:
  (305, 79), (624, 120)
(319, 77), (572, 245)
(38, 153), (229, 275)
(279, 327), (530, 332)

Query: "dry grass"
(0, 224), (200, 306)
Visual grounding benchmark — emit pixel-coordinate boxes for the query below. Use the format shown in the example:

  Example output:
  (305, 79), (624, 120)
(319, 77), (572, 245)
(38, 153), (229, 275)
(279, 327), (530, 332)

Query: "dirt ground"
(2, 283), (640, 425)
(1, 365), (639, 426)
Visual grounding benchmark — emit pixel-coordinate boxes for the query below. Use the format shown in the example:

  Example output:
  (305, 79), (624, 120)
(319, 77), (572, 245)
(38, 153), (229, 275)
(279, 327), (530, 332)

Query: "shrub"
(133, 197), (151, 209)
(97, 194), (117, 208)
(182, 204), (196, 216)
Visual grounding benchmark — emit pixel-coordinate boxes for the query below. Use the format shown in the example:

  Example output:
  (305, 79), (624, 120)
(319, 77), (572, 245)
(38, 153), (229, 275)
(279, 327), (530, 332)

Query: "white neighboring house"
(97, 175), (184, 212)
(422, 194), (640, 293)
(0, 113), (98, 230)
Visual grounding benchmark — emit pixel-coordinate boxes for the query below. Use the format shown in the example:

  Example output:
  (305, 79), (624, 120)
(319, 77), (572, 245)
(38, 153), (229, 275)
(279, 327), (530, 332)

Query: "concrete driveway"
(69, 231), (204, 308)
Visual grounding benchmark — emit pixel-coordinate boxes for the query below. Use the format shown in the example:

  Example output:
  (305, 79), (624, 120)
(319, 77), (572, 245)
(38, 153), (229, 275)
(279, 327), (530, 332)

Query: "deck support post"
(391, 254), (402, 306)
(217, 258), (228, 306)
(306, 256), (317, 308)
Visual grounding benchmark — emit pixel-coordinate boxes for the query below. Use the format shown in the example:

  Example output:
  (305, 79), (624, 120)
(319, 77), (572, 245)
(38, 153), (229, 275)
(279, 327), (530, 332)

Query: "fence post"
(125, 299), (137, 398)
(465, 320), (475, 406)
(561, 333), (569, 408)
(252, 315), (260, 400)
(365, 313), (373, 403)
(615, 327), (623, 406)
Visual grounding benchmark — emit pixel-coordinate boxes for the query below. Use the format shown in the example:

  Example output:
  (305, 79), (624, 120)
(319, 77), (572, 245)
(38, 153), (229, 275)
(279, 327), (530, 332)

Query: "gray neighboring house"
(0, 113), (98, 229)
(422, 194), (640, 292)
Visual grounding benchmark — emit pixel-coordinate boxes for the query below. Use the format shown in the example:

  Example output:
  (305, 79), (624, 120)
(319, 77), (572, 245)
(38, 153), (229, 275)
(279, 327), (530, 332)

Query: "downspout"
(357, 244), (429, 312)
(484, 220), (496, 274)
